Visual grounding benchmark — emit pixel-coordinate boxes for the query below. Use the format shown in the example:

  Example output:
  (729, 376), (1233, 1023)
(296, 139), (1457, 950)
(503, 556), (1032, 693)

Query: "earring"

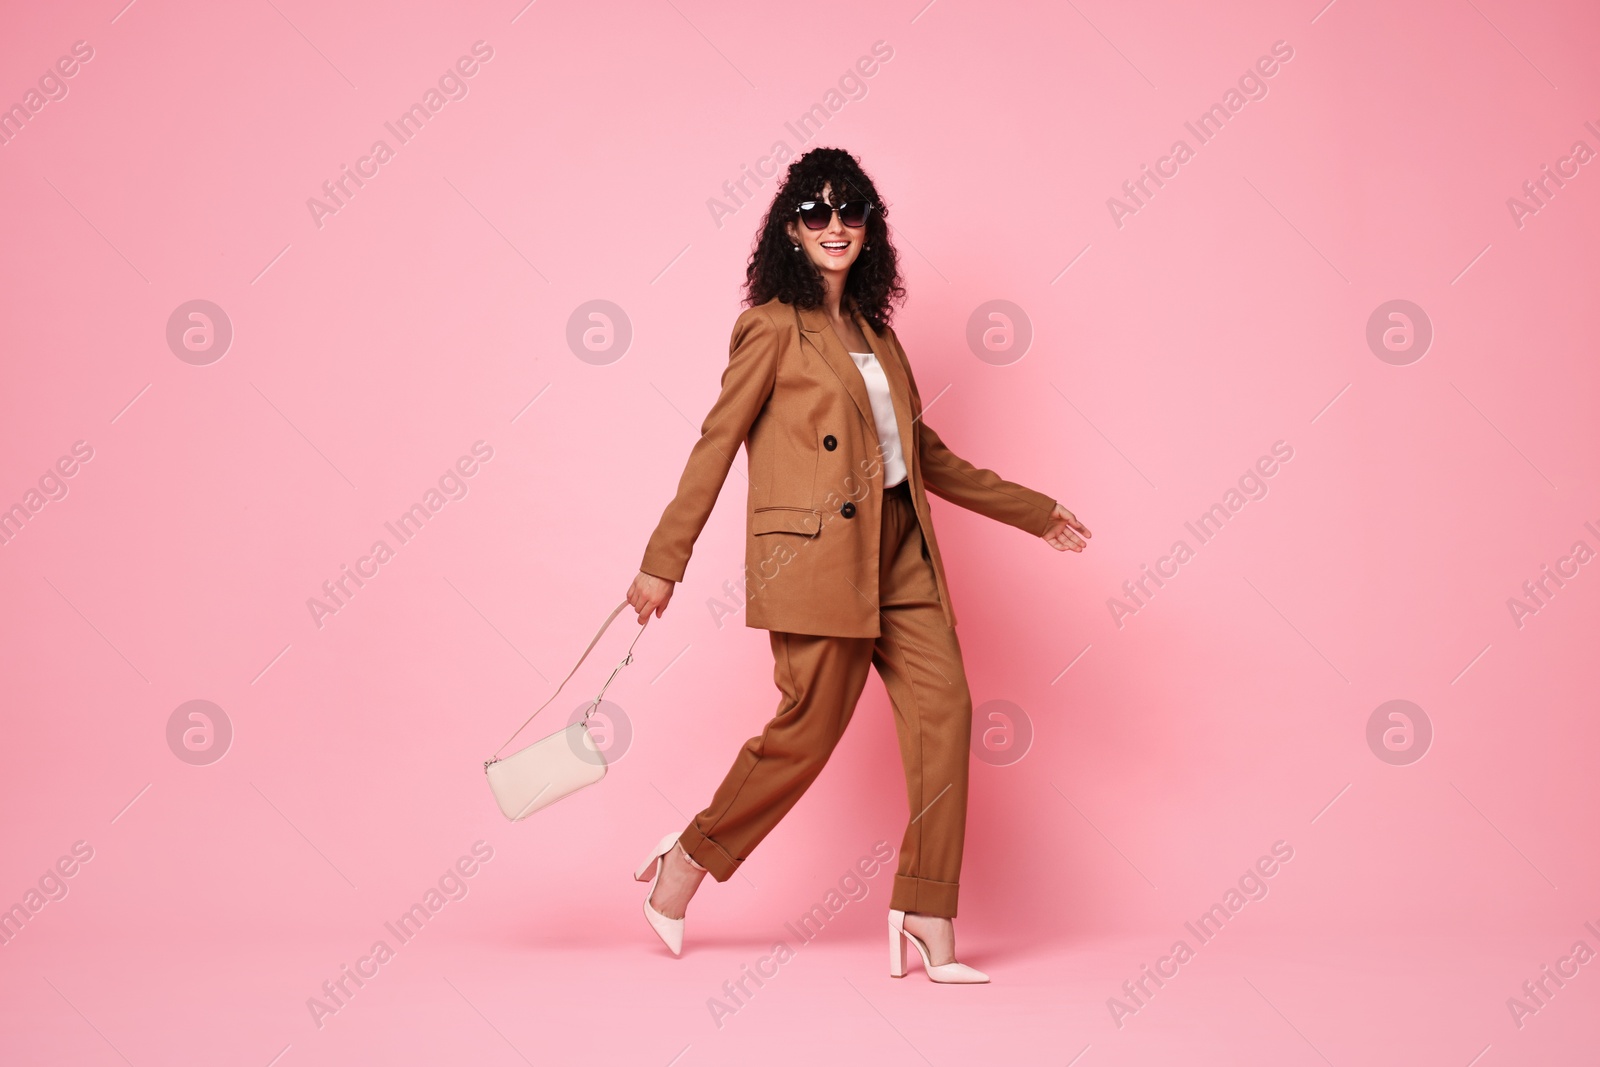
(792, 244), (800, 251)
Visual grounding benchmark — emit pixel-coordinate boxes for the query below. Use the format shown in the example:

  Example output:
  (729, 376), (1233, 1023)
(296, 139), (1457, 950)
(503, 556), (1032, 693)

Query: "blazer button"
(841, 501), (857, 519)
(823, 435), (837, 451)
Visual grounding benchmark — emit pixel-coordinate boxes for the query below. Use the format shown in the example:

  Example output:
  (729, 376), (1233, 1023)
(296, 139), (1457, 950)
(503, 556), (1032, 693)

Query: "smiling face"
(785, 181), (865, 281)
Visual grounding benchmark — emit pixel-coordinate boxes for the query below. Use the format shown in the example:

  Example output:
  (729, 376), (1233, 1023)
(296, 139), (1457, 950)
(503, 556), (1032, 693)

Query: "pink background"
(3, 1), (1598, 1064)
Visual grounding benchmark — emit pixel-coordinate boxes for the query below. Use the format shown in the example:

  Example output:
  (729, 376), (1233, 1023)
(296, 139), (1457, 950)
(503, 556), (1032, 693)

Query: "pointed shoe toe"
(924, 960), (989, 984)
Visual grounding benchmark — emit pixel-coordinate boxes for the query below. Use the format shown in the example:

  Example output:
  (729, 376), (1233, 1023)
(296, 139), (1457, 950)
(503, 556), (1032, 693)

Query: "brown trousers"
(678, 480), (975, 917)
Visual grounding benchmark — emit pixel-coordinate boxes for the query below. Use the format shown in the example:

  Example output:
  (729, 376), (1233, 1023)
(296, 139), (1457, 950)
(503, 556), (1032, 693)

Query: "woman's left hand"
(1041, 503), (1091, 552)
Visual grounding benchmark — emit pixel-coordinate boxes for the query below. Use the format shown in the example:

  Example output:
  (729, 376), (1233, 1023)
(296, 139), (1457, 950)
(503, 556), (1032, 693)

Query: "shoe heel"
(634, 832), (679, 882)
(888, 913), (908, 978)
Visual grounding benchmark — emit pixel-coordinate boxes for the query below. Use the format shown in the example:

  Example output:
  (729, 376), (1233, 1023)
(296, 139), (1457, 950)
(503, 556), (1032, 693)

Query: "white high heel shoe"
(633, 832), (702, 956)
(888, 909), (989, 983)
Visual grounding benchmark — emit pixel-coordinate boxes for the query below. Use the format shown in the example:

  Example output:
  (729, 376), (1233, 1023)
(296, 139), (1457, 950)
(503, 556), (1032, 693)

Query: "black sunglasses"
(795, 200), (875, 230)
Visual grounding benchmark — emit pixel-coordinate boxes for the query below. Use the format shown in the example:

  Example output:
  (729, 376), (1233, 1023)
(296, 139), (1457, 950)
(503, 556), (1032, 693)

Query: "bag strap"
(485, 599), (649, 768)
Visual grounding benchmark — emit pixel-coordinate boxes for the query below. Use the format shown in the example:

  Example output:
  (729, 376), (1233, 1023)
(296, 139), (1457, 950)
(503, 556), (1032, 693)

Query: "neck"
(822, 274), (848, 321)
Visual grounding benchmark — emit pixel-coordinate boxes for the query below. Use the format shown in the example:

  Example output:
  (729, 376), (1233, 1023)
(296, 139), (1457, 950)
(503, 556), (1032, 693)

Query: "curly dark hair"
(743, 147), (905, 334)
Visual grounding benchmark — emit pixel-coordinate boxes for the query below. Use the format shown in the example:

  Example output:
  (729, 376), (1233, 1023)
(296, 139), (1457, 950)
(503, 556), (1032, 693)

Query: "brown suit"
(640, 296), (1057, 638)
(641, 296), (1055, 918)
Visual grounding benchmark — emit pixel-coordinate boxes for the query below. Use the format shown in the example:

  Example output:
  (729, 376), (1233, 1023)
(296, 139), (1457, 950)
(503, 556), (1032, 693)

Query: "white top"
(848, 351), (909, 488)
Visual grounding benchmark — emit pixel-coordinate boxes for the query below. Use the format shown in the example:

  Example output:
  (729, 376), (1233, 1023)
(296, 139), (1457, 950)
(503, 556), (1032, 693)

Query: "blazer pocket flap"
(752, 506), (821, 536)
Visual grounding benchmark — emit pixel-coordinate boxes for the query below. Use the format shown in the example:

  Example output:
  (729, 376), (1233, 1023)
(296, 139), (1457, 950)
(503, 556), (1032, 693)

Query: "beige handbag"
(484, 600), (648, 821)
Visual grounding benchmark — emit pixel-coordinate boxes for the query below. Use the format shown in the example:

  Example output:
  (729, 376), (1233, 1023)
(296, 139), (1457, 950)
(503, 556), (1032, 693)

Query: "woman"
(625, 147), (1090, 982)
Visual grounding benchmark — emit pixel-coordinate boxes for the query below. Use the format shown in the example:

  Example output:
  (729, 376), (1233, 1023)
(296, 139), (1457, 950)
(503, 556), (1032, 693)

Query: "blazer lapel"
(795, 301), (918, 486)
(795, 303), (876, 435)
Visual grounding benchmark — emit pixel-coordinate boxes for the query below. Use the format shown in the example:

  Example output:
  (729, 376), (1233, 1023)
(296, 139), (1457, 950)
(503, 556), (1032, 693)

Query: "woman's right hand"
(627, 571), (675, 624)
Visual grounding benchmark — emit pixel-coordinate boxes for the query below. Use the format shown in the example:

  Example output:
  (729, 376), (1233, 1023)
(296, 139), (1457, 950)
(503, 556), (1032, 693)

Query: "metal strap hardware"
(485, 599), (649, 770)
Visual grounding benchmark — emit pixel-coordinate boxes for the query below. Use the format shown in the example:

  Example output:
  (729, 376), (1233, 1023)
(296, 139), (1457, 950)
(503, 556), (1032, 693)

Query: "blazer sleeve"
(639, 307), (781, 583)
(918, 419), (1059, 536)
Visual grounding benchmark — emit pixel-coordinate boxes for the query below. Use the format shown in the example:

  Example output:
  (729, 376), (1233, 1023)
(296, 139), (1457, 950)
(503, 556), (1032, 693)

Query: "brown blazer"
(640, 296), (1057, 638)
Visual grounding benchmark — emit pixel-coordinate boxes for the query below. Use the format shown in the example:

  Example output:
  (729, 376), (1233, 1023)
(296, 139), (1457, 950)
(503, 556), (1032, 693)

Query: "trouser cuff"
(890, 874), (959, 918)
(677, 825), (739, 882)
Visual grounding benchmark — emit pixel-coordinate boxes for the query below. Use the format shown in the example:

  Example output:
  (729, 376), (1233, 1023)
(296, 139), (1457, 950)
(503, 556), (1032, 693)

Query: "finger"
(1052, 507), (1084, 532)
(1051, 530), (1084, 551)
(1044, 524), (1081, 549)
